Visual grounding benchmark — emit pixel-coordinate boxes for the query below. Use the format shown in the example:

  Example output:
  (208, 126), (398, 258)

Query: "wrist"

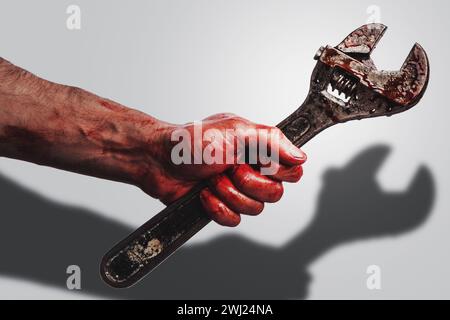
(125, 113), (176, 187)
(69, 93), (175, 188)
(75, 94), (177, 188)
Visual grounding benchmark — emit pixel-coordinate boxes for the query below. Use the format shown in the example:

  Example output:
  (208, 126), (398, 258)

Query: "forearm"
(0, 57), (169, 187)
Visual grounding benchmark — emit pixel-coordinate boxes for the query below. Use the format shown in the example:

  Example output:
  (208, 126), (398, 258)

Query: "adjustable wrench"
(100, 23), (429, 288)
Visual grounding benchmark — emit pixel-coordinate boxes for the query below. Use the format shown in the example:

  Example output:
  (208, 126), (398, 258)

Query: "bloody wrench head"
(310, 23), (429, 122)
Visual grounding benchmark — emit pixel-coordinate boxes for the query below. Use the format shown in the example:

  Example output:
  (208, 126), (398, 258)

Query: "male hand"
(140, 113), (306, 226)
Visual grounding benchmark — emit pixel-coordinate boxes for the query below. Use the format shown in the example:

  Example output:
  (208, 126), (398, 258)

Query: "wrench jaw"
(383, 43), (430, 109)
(337, 23), (387, 55)
(337, 23), (387, 70)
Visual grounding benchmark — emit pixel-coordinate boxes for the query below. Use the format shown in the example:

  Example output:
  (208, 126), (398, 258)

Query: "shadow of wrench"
(283, 146), (434, 268)
(100, 23), (430, 288)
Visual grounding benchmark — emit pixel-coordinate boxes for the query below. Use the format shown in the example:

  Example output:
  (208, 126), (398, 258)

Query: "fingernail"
(290, 145), (306, 160)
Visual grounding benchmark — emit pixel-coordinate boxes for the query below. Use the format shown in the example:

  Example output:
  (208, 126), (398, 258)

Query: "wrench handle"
(100, 183), (209, 288)
(101, 95), (329, 288)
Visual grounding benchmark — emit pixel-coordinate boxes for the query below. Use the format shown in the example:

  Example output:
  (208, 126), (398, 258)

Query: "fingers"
(229, 164), (284, 203)
(263, 163), (304, 183)
(208, 174), (264, 215)
(200, 162), (303, 226)
(199, 188), (241, 227)
(199, 160), (304, 227)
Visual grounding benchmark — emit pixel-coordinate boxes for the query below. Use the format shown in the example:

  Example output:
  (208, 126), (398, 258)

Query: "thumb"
(271, 129), (307, 166)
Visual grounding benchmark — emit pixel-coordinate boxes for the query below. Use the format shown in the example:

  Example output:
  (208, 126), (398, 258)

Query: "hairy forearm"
(0, 57), (169, 187)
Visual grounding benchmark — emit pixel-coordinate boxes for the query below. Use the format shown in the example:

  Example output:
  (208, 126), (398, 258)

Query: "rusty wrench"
(100, 23), (429, 288)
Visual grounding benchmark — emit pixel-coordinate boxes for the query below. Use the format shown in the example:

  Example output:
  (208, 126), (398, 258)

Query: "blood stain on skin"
(99, 100), (124, 112)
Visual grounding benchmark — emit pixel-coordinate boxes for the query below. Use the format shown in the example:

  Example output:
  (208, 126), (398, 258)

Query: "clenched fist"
(140, 113), (306, 226)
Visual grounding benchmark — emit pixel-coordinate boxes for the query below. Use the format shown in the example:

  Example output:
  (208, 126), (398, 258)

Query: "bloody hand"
(141, 113), (306, 226)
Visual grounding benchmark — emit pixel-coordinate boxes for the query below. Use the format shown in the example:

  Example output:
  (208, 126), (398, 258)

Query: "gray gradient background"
(0, 0), (447, 299)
